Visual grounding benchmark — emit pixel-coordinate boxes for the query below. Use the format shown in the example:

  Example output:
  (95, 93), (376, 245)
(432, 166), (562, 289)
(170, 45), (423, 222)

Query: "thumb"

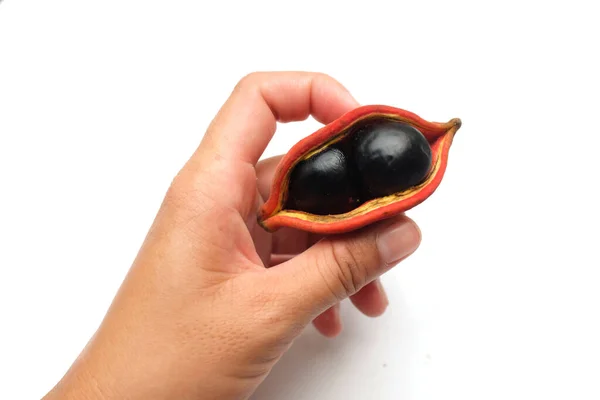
(270, 216), (422, 321)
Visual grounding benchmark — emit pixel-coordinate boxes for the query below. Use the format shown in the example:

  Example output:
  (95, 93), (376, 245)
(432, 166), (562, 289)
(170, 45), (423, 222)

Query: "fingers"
(349, 279), (389, 318)
(312, 304), (342, 338)
(267, 215), (422, 321)
(198, 71), (359, 165)
(311, 280), (387, 337)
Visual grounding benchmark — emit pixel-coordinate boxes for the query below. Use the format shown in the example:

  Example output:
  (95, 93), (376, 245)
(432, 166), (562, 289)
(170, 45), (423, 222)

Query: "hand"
(44, 71), (422, 400)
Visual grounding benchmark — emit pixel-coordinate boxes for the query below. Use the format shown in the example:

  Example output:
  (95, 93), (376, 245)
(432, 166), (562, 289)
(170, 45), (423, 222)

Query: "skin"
(43, 71), (422, 400)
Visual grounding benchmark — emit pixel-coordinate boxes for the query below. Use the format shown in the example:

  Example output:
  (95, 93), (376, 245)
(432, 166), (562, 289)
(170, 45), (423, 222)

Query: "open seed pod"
(257, 105), (462, 234)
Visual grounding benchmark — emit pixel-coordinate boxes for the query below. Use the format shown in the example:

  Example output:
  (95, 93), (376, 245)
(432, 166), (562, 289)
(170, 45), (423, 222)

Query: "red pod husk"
(258, 105), (462, 234)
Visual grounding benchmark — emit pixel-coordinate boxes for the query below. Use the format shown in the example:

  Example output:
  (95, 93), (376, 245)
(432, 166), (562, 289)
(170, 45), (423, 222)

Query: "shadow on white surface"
(251, 288), (430, 400)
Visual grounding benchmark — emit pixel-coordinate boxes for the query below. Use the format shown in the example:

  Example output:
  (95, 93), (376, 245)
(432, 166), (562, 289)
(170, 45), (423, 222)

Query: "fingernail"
(377, 220), (421, 266)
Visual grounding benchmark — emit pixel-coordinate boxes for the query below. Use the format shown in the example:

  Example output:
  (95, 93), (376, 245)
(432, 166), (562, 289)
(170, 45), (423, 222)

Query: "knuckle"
(312, 71), (335, 83)
(310, 72), (344, 91)
(314, 249), (346, 302)
(234, 71), (264, 93)
(328, 239), (369, 297)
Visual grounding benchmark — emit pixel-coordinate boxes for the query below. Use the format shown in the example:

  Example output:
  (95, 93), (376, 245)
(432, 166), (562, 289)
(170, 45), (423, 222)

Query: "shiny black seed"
(353, 120), (432, 198)
(286, 147), (358, 215)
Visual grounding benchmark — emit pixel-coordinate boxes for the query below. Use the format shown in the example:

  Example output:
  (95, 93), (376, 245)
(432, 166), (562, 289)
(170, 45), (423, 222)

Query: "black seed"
(353, 120), (432, 199)
(286, 147), (358, 215)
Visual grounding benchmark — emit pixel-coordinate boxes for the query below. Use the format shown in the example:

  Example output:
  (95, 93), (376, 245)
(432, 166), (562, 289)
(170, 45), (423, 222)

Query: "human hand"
(44, 72), (422, 400)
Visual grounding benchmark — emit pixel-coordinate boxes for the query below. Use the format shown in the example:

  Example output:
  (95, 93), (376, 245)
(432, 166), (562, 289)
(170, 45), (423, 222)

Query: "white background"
(1, 1), (599, 399)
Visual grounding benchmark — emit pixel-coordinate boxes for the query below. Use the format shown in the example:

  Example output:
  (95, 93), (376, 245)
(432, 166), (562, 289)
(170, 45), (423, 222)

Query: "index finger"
(199, 71), (359, 165)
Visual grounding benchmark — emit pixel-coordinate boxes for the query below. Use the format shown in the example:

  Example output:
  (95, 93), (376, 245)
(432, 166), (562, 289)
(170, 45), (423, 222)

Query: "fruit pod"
(257, 105), (462, 235)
